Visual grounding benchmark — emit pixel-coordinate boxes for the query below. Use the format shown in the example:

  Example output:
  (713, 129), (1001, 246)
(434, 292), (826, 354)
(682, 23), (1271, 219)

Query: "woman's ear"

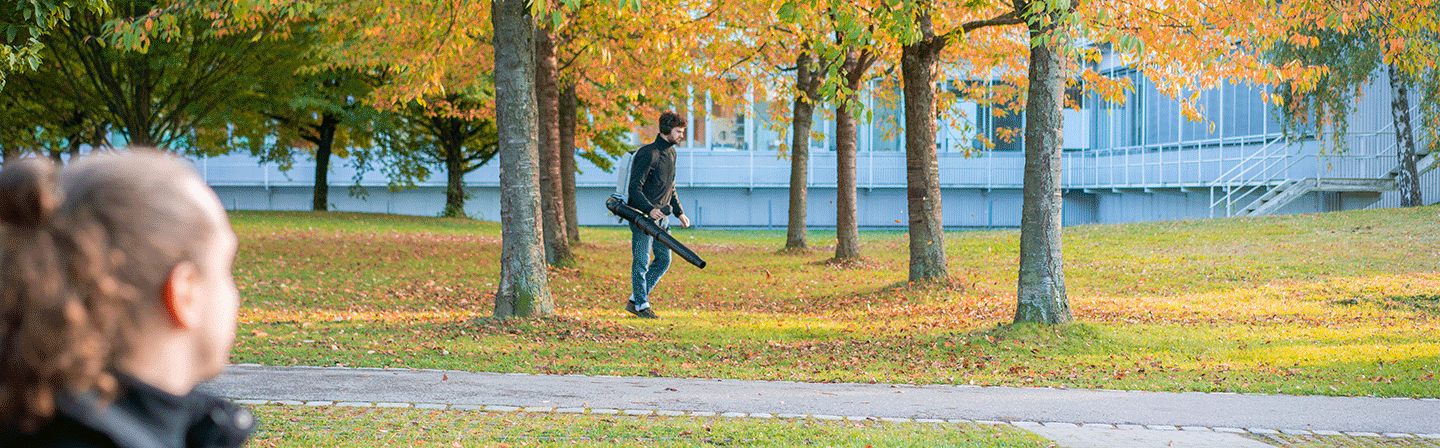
(160, 261), (202, 329)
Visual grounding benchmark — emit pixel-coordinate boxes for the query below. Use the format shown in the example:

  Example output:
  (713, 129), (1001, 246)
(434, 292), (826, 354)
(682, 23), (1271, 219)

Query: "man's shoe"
(634, 307), (659, 319)
(625, 302), (639, 316)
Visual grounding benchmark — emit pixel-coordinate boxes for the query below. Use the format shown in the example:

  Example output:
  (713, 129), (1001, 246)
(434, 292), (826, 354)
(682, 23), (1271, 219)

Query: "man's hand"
(649, 208), (666, 220)
(678, 214), (691, 228)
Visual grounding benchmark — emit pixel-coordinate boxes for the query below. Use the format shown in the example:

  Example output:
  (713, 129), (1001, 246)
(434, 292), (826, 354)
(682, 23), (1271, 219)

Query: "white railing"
(1204, 101), (1423, 216)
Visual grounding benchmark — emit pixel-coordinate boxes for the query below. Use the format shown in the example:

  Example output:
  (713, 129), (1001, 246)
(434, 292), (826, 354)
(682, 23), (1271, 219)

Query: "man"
(625, 111), (691, 319)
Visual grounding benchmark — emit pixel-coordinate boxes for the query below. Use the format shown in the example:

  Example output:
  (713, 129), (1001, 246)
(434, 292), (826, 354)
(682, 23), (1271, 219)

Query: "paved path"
(202, 365), (1440, 447)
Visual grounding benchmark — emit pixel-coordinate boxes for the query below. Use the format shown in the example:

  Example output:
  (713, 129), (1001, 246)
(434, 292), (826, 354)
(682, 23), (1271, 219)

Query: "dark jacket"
(0, 374), (254, 448)
(627, 134), (684, 217)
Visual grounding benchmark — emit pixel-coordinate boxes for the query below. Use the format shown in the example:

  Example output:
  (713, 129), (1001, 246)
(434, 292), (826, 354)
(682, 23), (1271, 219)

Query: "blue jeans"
(629, 217), (670, 311)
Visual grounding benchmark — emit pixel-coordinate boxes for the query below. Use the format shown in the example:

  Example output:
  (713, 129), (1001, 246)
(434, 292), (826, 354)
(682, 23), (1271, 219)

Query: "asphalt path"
(202, 365), (1440, 435)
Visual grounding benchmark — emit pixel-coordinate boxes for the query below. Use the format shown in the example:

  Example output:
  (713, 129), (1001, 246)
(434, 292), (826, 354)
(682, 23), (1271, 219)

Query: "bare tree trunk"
(901, 21), (948, 282)
(834, 49), (875, 261)
(493, 0), (553, 318)
(1014, 5), (1072, 325)
(560, 82), (581, 244)
(1389, 64), (1422, 207)
(442, 119), (468, 218)
(786, 49), (819, 251)
(535, 24), (572, 265)
(311, 114), (339, 212)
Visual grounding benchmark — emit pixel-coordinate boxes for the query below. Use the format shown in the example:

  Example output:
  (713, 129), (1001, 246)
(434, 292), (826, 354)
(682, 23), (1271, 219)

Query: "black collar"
(652, 134), (675, 149)
(57, 373), (254, 448)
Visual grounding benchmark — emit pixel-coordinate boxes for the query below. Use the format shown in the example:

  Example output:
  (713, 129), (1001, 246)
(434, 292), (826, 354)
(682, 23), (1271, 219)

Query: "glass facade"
(633, 69), (1283, 156)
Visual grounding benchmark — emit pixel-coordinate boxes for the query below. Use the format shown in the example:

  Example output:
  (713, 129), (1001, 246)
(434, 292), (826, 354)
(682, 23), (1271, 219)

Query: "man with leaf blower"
(611, 111), (693, 319)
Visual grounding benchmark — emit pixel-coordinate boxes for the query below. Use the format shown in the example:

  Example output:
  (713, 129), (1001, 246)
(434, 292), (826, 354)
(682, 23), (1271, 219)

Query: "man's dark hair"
(659, 111), (687, 135)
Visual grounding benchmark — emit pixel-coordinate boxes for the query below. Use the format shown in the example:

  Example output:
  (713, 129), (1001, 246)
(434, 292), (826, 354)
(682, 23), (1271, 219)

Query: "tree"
(0, 0), (109, 88)
(560, 82), (581, 244)
(0, 62), (111, 163)
(823, 3), (887, 262)
(784, 44), (826, 252)
(1269, 6), (1439, 207)
(832, 46), (881, 261)
(233, 69), (386, 212)
(28, 0), (306, 152)
(536, 17), (574, 265)
(890, 0), (1021, 282)
(493, 0), (553, 318)
(367, 94), (500, 218)
(1013, 0), (1074, 325)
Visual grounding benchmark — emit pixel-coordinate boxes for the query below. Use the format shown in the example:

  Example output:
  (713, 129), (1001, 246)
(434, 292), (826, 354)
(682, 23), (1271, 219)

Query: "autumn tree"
(783, 43), (827, 252)
(719, 0), (843, 253)
(535, 10), (574, 265)
(824, 4), (886, 262)
(886, 0), (1021, 282)
(1013, 0), (1075, 325)
(1269, 0), (1439, 206)
(494, 0), (553, 317)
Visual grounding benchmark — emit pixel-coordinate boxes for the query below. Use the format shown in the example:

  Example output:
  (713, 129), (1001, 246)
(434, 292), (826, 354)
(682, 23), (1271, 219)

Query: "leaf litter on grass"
(229, 208), (1440, 397)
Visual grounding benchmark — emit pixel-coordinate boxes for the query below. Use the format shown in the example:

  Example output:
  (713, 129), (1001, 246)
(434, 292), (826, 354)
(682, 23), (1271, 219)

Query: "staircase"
(1234, 148), (1435, 217)
(1236, 179), (1309, 216)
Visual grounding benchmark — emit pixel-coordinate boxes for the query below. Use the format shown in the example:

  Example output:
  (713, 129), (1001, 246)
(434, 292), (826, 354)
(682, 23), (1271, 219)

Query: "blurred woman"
(0, 152), (253, 448)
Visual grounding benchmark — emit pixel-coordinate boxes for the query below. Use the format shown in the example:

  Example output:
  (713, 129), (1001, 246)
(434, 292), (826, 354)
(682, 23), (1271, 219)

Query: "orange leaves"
(1287, 34), (1321, 49)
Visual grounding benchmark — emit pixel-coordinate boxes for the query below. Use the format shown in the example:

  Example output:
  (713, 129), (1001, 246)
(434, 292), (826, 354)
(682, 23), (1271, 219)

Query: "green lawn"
(230, 206), (1440, 398)
(245, 406), (1050, 447)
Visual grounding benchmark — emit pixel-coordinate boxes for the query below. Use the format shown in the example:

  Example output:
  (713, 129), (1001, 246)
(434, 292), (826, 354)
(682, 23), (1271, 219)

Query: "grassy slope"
(230, 207), (1440, 398)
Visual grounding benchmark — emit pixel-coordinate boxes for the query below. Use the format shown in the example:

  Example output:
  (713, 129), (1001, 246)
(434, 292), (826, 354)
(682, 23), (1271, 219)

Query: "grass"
(230, 206), (1440, 398)
(1247, 434), (1440, 447)
(244, 406), (1049, 447)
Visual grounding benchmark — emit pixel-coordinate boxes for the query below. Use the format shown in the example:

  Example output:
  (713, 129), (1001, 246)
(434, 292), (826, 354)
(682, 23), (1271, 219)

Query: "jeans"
(629, 217), (670, 310)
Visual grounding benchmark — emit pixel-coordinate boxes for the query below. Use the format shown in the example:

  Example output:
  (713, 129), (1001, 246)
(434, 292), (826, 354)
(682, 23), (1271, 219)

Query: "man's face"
(663, 126), (686, 143)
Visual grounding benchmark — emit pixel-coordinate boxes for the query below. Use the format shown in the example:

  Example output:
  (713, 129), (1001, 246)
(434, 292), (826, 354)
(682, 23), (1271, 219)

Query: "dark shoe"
(627, 305), (658, 319)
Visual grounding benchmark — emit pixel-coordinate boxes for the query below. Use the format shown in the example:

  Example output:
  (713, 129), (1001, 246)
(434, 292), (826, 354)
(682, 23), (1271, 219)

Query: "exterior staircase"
(1235, 148), (1437, 217)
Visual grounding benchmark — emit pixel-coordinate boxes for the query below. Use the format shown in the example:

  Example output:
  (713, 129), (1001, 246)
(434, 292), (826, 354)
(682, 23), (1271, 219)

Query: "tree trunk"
(66, 137), (83, 164)
(901, 34), (948, 282)
(123, 56), (157, 148)
(442, 118), (467, 218)
(834, 50), (873, 261)
(311, 114), (339, 212)
(535, 24), (572, 265)
(493, 0), (553, 318)
(786, 49), (818, 251)
(1014, 8), (1072, 325)
(560, 82), (581, 244)
(1389, 64), (1422, 207)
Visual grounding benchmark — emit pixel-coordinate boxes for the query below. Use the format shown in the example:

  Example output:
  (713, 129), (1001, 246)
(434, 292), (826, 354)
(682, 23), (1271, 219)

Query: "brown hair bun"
(0, 158), (60, 229)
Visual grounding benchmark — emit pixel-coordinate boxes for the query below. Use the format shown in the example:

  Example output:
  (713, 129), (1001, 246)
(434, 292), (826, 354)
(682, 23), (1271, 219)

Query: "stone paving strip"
(205, 365), (1440, 448)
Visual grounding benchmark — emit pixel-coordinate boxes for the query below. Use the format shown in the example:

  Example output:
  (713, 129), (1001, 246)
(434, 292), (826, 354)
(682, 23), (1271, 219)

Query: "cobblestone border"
(229, 397), (1440, 440)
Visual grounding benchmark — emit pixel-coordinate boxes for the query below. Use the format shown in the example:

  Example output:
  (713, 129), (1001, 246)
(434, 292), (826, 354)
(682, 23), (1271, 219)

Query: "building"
(199, 69), (1437, 228)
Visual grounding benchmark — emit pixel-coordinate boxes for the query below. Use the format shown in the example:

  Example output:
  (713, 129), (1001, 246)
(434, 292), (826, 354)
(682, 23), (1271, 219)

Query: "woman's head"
(0, 152), (239, 432)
